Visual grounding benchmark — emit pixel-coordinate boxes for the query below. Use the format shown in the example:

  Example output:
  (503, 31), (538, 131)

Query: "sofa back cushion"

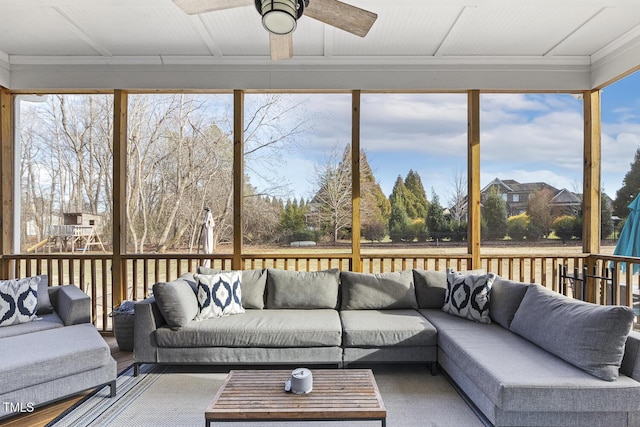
(510, 284), (635, 381)
(413, 269), (485, 309)
(198, 267), (267, 309)
(266, 268), (340, 309)
(152, 273), (199, 329)
(340, 270), (418, 310)
(489, 277), (529, 329)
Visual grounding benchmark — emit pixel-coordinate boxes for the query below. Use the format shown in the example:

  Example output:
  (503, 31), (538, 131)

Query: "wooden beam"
(233, 90), (244, 270)
(0, 87), (13, 278)
(351, 91), (362, 272)
(467, 90), (481, 269)
(112, 90), (128, 307)
(583, 90), (601, 256)
(583, 90), (601, 302)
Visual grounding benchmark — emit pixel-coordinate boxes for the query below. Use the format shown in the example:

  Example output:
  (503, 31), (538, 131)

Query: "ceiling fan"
(173, 0), (378, 60)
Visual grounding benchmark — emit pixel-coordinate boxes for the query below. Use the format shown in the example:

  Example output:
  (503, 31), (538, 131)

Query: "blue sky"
(244, 73), (640, 206)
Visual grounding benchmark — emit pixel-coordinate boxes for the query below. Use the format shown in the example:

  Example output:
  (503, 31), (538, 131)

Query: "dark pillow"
(152, 275), (199, 329)
(510, 284), (635, 381)
(35, 274), (54, 315)
(266, 268), (340, 309)
(489, 277), (529, 329)
(238, 269), (267, 310)
(413, 269), (485, 309)
(341, 270), (417, 310)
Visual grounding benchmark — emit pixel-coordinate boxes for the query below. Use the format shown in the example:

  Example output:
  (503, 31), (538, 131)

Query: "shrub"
(507, 213), (529, 240)
(412, 218), (428, 242)
(552, 215), (579, 243)
(362, 221), (386, 242)
(291, 229), (318, 242)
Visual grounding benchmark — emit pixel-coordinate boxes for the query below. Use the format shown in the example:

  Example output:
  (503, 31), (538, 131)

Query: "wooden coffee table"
(205, 369), (386, 426)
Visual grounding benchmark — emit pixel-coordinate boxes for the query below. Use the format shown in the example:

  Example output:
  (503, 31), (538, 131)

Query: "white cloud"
(247, 89), (640, 203)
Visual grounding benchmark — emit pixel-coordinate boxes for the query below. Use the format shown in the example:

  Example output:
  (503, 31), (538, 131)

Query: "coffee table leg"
(382, 418), (386, 427)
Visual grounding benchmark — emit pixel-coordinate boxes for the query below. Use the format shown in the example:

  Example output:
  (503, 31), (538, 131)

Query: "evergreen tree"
(601, 192), (614, 239)
(360, 151), (391, 239)
(404, 170), (429, 220)
(482, 187), (508, 240)
(426, 190), (447, 239)
(280, 198), (308, 239)
(614, 147), (640, 218)
(389, 191), (413, 242)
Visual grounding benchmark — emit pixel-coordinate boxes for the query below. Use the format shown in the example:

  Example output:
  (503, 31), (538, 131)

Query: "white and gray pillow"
(198, 267), (267, 309)
(195, 271), (244, 320)
(443, 269), (496, 324)
(413, 268), (486, 309)
(0, 277), (39, 327)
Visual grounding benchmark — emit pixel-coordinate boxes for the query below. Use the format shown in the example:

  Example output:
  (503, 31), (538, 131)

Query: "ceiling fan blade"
(270, 33), (293, 60)
(305, 0), (377, 37)
(172, 0), (253, 15)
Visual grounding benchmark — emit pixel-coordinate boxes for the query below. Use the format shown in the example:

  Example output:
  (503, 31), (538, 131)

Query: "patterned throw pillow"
(0, 277), (39, 327)
(443, 269), (496, 324)
(194, 271), (244, 320)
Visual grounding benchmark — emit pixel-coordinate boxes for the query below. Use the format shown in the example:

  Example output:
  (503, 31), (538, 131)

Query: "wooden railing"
(2, 252), (637, 332)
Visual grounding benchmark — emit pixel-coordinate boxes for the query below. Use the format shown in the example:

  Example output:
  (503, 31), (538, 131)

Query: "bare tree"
(19, 93), (308, 254)
(447, 165), (467, 225)
(311, 145), (352, 242)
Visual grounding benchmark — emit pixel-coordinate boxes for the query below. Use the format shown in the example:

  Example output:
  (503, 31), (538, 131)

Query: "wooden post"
(0, 87), (13, 278)
(351, 91), (362, 272)
(583, 89), (602, 302)
(467, 90), (481, 269)
(233, 90), (244, 270)
(112, 90), (128, 307)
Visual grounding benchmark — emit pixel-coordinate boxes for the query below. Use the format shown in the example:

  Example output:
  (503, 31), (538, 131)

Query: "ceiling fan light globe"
(260, 0), (298, 35)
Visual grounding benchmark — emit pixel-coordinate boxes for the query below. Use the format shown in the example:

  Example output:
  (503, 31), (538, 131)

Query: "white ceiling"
(1, 0), (640, 91)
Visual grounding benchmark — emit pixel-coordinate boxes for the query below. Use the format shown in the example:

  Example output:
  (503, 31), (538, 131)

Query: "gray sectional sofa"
(134, 267), (640, 426)
(0, 278), (117, 420)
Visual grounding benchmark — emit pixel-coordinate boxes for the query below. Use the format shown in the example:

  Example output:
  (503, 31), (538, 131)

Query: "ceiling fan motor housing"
(256, 0), (305, 35)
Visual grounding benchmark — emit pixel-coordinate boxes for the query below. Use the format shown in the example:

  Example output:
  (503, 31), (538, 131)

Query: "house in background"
(481, 178), (582, 217)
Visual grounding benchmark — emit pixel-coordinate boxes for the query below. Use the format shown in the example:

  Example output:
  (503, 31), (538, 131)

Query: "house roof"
(481, 178), (560, 195)
(2, 0), (640, 91)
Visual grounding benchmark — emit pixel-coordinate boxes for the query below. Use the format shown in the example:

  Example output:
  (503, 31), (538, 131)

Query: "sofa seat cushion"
(0, 312), (63, 339)
(341, 309), (437, 347)
(420, 309), (640, 413)
(155, 309), (342, 348)
(0, 323), (113, 395)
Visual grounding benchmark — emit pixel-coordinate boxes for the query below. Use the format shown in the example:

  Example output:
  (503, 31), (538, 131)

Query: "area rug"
(48, 364), (488, 427)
